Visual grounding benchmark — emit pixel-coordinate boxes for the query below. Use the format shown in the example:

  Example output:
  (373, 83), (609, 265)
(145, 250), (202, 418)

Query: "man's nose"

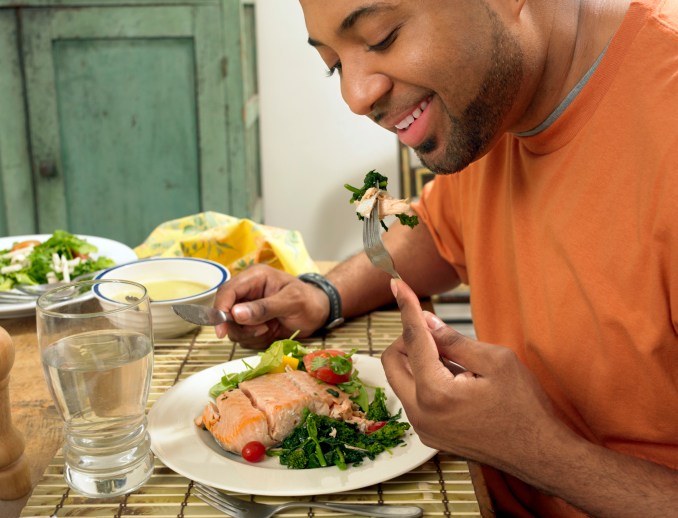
(340, 63), (392, 117)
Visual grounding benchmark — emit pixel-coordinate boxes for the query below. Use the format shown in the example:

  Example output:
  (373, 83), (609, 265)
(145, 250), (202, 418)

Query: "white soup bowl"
(96, 257), (230, 338)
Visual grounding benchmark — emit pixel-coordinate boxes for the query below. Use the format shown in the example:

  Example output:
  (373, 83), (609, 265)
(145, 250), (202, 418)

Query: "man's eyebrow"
(307, 3), (393, 47)
(340, 4), (384, 31)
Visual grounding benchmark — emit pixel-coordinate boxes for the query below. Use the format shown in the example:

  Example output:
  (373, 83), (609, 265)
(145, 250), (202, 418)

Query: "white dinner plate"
(148, 355), (437, 496)
(0, 234), (138, 319)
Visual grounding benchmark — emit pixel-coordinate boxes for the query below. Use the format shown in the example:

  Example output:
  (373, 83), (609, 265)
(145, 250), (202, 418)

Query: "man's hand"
(382, 278), (563, 470)
(213, 264), (330, 349)
(383, 278), (678, 517)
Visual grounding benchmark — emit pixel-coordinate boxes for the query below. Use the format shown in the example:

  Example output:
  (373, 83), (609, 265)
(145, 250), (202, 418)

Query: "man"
(215, 0), (678, 515)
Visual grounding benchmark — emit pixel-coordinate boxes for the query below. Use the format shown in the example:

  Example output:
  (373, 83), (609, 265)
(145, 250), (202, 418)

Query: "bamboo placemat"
(21, 310), (493, 517)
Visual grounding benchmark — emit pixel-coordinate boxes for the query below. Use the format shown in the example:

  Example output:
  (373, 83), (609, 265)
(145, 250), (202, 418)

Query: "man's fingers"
(381, 338), (418, 409)
(220, 320), (269, 338)
(391, 278), (445, 375)
(214, 265), (290, 314)
(423, 311), (496, 375)
(230, 288), (299, 326)
(215, 322), (227, 339)
(390, 278), (493, 379)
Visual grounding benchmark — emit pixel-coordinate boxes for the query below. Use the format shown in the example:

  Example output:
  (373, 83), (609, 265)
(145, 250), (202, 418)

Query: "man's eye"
(367, 26), (400, 52)
(326, 61), (342, 77)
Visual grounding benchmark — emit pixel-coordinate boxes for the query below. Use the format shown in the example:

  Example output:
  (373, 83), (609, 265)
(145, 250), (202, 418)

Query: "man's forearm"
(511, 425), (678, 517)
(326, 251), (393, 318)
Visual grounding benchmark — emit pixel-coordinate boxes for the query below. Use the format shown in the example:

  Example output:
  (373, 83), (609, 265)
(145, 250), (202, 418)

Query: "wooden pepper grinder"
(0, 325), (32, 499)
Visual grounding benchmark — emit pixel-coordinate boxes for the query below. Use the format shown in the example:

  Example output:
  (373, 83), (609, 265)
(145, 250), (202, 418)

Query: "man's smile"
(394, 96), (435, 148)
(395, 98), (430, 130)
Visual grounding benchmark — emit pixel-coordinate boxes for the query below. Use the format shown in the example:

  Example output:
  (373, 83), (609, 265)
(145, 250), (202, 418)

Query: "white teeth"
(395, 99), (429, 130)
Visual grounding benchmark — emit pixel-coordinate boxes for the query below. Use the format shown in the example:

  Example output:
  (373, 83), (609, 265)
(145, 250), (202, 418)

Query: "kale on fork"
(344, 170), (419, 230)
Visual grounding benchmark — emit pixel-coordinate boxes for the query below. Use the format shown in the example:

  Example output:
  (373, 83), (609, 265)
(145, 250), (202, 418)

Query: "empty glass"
(36, 279), (154, 498)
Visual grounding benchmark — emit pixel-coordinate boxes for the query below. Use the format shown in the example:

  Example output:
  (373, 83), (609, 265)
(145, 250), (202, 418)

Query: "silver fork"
(0, 290), (37, 303)
(361, 185), (468, 377)
(363, 185), (401, 279)
(193, 482), (423, 518)
(14, 269), (107, 296)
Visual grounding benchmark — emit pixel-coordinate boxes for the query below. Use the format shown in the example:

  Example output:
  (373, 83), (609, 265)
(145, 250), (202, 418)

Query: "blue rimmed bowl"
(96, 257), (230, 338)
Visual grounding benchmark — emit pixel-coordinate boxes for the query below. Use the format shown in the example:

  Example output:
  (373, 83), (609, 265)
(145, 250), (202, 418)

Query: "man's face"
(300, 0), (524, 174)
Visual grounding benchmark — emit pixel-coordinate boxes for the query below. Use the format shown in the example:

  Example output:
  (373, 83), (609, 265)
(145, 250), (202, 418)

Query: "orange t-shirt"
(414, 0), (678, 515)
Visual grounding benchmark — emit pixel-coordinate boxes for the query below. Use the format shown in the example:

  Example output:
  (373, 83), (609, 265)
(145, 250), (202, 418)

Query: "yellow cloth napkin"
(134, 212), (318, 276)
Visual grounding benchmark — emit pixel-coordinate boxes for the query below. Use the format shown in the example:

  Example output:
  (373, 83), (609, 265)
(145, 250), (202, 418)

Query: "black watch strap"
(298, 272), (344, 331)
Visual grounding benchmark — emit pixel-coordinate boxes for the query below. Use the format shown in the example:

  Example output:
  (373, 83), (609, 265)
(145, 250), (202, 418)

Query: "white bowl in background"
(96, 257), (230, 338)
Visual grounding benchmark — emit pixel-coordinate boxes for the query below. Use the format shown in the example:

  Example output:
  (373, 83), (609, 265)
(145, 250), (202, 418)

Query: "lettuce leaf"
(208, 333), (312, 398)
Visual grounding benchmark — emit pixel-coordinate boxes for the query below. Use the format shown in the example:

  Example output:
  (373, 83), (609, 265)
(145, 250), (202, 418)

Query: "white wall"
(255, 1), (400, 262)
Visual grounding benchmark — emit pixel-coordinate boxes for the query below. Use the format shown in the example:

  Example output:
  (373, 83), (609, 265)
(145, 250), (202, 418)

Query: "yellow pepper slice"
(269, 355), (300, 373)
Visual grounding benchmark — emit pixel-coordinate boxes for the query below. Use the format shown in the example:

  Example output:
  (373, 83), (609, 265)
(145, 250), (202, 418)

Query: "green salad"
(0, 230), (115, 291)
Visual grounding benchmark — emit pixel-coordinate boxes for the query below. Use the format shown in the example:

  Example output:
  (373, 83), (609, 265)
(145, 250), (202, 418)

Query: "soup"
(144, 280), (210, 301)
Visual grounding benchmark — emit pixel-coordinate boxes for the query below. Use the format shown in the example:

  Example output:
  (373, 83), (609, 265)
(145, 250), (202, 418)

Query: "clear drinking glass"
(36, 279), (155, 498)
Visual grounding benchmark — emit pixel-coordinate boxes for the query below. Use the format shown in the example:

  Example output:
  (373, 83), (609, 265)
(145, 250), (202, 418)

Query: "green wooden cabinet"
(0, 0), (261, 247)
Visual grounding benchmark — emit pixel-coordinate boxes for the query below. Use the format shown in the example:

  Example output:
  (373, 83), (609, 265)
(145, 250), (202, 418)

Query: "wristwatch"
(298, 272), (344, 331)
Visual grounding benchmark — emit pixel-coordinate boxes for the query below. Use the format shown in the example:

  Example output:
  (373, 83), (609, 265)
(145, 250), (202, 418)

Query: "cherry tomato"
(241, 441), (266, 463)
(366, 421), (387, 434)
(11, 240), (41, 252)
(303, 350), (353, 385)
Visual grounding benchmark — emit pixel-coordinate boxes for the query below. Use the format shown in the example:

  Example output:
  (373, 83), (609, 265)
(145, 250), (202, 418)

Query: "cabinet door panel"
(54, 38), (200, 244)
(0, 10), (35, 236)
(22, 5), (230, 247)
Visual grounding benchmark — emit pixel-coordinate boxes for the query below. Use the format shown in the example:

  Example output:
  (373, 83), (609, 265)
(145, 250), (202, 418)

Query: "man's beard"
(416, 9), (524, 175)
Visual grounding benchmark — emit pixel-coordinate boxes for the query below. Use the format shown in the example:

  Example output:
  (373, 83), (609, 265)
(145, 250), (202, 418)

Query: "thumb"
(232, 283), (322, 328)
(423, 311), (489, 375)
(231, 296), (282, 325)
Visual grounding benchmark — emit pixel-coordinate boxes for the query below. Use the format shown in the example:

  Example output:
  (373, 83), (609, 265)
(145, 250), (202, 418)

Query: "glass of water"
(36, 279), (154, 498)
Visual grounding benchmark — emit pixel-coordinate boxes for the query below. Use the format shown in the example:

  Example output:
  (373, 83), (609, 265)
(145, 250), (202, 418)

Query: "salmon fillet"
(200, 389), (276, 453)
(198, 370), (366, 456)
(240, 372), (313, 441)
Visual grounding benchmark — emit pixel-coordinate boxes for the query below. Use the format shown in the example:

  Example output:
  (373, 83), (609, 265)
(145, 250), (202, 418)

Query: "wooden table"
(1, 316), (63, 518)
(1, 304), (493, 517)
